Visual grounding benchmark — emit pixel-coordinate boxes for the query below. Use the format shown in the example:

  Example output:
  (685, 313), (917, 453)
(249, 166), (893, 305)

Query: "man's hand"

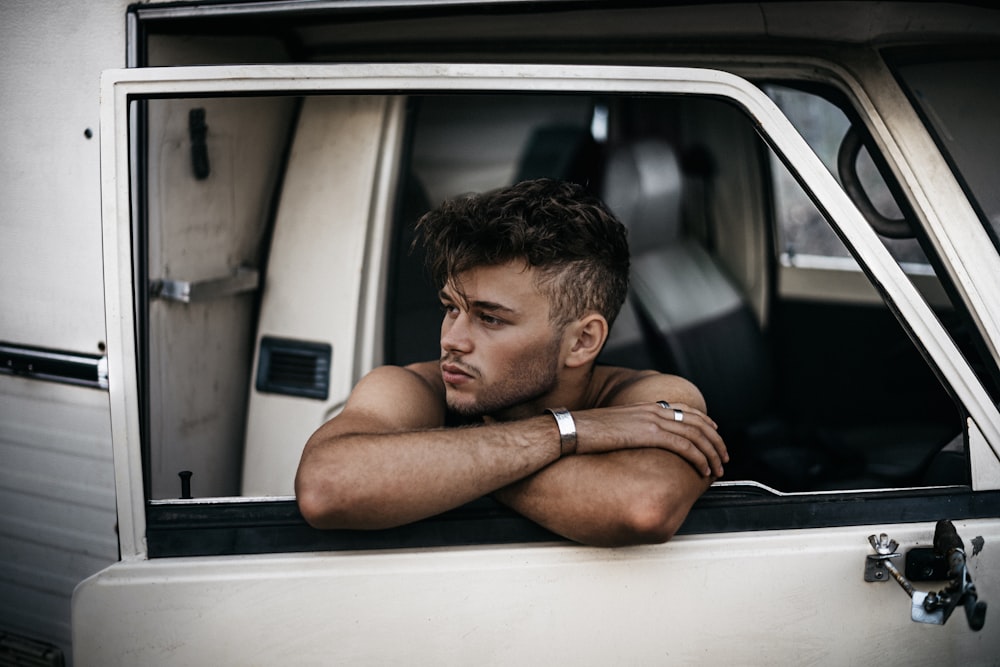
(573, 401), (727, 478)
(493, 372), (728, 546)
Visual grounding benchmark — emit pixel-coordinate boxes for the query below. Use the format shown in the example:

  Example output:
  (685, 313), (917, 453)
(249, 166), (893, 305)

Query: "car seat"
(600, 138), (958, 490)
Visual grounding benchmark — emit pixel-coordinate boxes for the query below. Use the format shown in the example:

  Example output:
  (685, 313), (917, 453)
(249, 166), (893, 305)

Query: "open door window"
(98, 64), (1000, 561)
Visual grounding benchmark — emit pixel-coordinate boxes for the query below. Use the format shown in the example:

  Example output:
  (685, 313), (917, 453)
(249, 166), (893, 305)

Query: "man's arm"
(295, 365), (726, 537)
(493, 373), (726, 547)
(295, 364), (565, 529)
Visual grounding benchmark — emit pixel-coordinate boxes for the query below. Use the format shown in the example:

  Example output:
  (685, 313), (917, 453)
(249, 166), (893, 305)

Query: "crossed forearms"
(493, 447), (713, 546)
(295, 415), (562, 529)
(295, 403), (722, 545)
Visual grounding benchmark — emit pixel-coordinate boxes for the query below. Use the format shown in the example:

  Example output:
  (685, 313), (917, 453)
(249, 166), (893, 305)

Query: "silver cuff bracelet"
(545, 407), (577, 456)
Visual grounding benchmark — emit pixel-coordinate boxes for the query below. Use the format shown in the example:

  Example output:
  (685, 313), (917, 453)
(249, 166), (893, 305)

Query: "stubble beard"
(444, 334), (563, 419)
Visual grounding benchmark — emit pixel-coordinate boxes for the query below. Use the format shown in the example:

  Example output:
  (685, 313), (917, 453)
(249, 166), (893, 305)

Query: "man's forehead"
(443, 261), (544, 309)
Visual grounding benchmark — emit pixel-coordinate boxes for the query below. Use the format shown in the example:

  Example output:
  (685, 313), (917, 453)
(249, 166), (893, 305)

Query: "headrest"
(602, 139), (682, 250)
(516, 125), (602, 187)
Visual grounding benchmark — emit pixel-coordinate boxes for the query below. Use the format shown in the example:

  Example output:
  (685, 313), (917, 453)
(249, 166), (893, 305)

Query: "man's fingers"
(652, 405), (727, 477)
(654, 401), (717, 430)
(573, 403), (729, 477)
(673, 426), (723, 477)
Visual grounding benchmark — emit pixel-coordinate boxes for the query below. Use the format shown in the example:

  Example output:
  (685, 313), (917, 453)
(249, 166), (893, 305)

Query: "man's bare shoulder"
(402, 360), (445, 393)
(591, 366), (707, 411)
(342, 362), (445, 430)
(355, 362), (444, 395)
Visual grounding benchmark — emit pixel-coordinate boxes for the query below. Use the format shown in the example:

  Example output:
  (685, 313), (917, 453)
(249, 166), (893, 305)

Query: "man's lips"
(441, 362), (475, 385)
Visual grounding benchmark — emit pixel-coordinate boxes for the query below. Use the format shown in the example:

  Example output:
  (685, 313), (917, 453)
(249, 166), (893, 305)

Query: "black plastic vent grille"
(255, 337), (331, 400)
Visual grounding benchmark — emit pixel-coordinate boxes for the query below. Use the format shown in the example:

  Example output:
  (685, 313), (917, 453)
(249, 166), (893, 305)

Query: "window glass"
(125, 84), (980, 557)
(891, 58), (1000, 253)
(410, 95), (596, 205)
(135, 87), (972, 503)
(143, 96), (297, 499)
(764, 85), (930, 270)
(388, 91), (965, 494)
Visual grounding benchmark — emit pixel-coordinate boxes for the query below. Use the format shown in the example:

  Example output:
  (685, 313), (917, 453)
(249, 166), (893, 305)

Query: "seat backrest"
(601, 139), (684, 250)
(598, 140), (681, 369)
(515, 125), (604, 191)
(602, 139), (772, 430)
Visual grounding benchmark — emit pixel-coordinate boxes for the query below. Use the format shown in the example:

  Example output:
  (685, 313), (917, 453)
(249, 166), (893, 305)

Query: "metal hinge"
(151, 266), (259, 303)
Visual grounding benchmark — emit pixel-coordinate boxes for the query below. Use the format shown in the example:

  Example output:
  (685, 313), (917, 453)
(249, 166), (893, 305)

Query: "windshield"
(892, 57), (1000, 253)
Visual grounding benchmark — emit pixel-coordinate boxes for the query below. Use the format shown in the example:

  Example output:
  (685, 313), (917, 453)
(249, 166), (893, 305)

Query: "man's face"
(438, 261), (564, 419)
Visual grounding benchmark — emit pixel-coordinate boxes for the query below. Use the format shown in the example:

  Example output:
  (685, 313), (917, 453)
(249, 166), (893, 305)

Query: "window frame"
(885, 51), (1000, 251)
(834, 51), (1000, 374)
(100, 63), (1000, 560)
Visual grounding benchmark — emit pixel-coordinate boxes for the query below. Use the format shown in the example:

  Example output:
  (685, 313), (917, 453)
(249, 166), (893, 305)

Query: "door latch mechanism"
(866, 520), (987, 631)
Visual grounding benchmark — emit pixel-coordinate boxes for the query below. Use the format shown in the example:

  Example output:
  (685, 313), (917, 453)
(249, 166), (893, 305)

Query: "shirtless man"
(295, 178), (728, 547)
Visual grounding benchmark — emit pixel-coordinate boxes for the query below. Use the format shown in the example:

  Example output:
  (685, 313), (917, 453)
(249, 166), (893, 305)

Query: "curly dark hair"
(414, 178), (630, 329)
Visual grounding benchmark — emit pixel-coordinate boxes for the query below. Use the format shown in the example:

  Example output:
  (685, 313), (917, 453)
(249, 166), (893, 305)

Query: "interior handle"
(151, 266), (259, 304)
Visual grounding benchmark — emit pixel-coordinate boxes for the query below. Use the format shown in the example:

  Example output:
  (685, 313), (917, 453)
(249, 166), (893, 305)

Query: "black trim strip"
(0, 342), (108, 390)
(146, 487), (1000, 558)
(132, 0), (609, 22)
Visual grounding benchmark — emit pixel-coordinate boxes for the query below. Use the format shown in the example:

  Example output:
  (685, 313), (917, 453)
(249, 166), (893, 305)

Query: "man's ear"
(563, 313), (609, 368)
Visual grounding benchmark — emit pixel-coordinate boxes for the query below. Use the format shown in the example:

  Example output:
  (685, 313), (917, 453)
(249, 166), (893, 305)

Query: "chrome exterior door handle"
(866, 520), (987, 630)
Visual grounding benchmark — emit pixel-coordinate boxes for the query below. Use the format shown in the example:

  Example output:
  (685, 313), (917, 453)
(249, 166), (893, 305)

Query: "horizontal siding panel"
(0, 561), (87, 601)
(0, 484), (116, 535)
(0, 399), (112, 460)
(0, 580), (70, 647)
(0, 513), (116, 560)
(0, 459), (115, 513)
(0, 519), (116, 585)
(0, 376), (118, 662)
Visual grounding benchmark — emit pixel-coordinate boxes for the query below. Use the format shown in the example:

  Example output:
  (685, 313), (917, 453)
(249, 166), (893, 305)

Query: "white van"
(2, 1), (999, 664)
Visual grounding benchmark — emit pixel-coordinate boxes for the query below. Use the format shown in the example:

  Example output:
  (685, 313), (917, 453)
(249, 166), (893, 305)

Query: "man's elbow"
(296, 479), (333, 529)
(295, 470), (352, 530)
(296, 471), (400, 531)
(620, 497), (686, 545)
(618, 478), (712, 545)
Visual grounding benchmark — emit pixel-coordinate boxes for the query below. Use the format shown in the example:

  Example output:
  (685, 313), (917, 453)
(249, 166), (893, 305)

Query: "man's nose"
(441, 311), (473, 353)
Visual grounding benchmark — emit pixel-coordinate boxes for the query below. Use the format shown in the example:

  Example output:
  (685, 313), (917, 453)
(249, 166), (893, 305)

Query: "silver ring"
(657, 401), (670, 409)
(672, 408), (684, 422)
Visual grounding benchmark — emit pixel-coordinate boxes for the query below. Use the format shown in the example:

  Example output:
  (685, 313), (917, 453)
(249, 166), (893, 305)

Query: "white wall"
(0, 0), (130, 659)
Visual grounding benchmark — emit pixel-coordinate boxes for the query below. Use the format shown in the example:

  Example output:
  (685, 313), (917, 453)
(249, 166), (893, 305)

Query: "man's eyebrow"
(470, 299), (516, 314)
(438, 290), (516, 314)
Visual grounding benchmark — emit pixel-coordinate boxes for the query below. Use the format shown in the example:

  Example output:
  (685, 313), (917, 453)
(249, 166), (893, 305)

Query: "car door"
(75, 62), (1000, 664)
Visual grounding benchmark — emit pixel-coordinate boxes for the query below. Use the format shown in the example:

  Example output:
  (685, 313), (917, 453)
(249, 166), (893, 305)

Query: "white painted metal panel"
(0, 0), (129, 658)
(85, 62), (1000, 665)
(0, 0), (123, 350)
(73, 521), (1000, 665)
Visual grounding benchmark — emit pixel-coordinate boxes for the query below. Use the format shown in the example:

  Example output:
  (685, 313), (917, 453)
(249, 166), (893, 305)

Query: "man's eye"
(479, 313), (503, 326)
(441, 304), (458, 317)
